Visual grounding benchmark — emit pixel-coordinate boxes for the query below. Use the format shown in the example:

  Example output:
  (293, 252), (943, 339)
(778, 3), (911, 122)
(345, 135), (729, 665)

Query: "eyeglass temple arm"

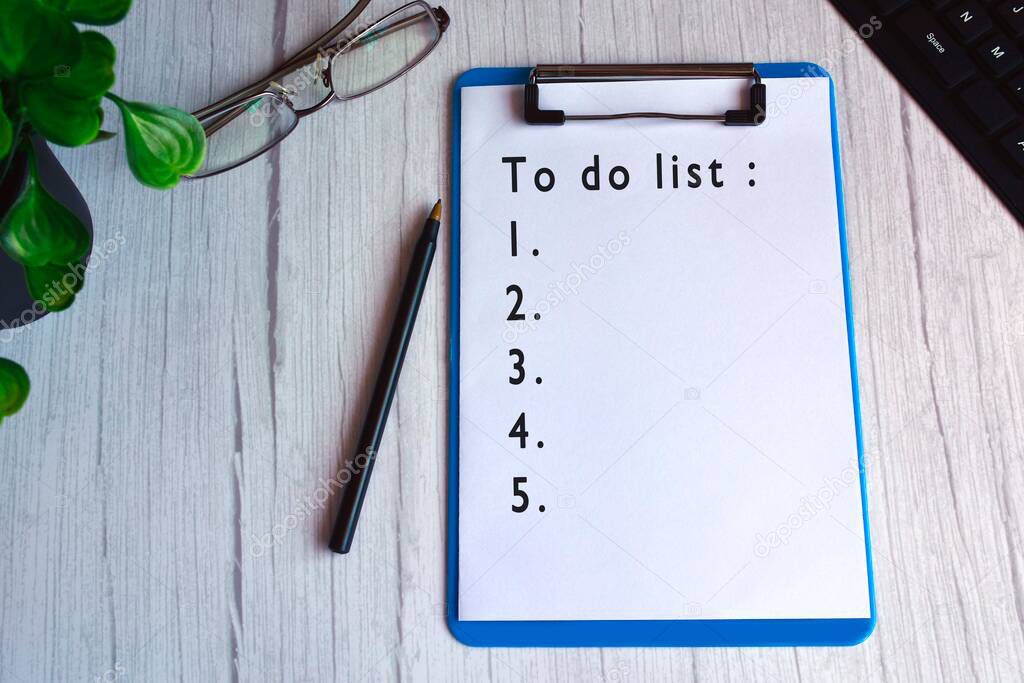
(199, 97), (267, 137)
(193, 0), (373, 119)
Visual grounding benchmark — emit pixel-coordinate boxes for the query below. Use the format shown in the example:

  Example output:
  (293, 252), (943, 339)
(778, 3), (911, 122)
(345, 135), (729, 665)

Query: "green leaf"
(0, 0), (82, 80)
(0, 153), (91, 267)
(36, 0), (133, 26)
(21, 31), (115, 147)
(109, 95), (206, 188)
(25, 260), (86, 311)
(50, 31), (116, 100)
(0, 94), (11, 160)
(22, 85), (103, 147)
(0, 358), (30, 424)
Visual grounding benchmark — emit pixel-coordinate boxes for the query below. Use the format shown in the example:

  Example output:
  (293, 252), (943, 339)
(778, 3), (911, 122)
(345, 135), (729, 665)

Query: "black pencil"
(329, 199), (442, 554)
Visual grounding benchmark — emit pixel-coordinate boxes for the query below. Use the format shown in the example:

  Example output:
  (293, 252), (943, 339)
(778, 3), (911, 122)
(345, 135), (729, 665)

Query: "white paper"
(457, 76), (871, 621)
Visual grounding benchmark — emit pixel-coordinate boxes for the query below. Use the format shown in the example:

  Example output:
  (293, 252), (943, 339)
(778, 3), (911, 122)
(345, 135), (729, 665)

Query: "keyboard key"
(1008, 71), (1024, 105)
(994, 1), (1024, 37)
(960, 80), (1017, 131)
(898, 8), (978, 86)
(976, 33), (1024, 75)
(1001, 125), (1024, 170)
(946, 1), (994, 41)
(875, 0), (911, 13)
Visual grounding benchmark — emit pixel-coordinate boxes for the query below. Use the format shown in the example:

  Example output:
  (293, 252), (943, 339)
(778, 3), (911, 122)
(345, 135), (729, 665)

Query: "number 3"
(509, 349), (525, 384)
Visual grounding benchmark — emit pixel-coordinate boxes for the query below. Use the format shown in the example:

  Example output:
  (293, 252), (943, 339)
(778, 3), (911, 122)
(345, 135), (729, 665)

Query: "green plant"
(0, 0), (205, 424)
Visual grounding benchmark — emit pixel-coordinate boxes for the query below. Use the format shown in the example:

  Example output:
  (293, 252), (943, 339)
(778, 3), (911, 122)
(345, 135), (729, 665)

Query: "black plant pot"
(0, 136), (93, 329)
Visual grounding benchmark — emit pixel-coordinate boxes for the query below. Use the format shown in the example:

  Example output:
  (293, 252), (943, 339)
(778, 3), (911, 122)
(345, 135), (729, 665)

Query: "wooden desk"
(1, 1), (1022, 680)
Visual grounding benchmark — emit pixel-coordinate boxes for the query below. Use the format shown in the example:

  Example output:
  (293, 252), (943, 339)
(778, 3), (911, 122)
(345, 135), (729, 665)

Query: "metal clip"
(524, 63), (766, 126)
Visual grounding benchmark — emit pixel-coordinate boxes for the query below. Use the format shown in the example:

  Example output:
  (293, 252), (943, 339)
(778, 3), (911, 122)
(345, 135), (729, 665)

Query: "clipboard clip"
(524, 63), (766, 126)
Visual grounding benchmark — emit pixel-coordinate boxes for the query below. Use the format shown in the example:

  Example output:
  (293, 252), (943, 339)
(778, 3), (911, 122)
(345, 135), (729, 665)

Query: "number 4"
(509, 412), (528, 448)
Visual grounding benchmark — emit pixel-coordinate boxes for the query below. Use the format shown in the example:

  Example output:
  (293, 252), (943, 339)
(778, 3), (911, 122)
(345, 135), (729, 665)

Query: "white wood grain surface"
(2, 0), (1023, 681)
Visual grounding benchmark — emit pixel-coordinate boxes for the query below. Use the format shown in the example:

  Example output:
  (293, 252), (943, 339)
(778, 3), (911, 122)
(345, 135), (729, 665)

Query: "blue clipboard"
(447, 63), (876, 647)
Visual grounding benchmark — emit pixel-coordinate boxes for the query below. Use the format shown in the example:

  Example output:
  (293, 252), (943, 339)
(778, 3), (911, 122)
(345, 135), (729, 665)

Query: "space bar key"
(895, 8), (976, 87)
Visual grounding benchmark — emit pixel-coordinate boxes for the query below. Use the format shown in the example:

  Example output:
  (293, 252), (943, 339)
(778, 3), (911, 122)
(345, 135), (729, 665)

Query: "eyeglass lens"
(330, 3), (440, 99)
(192, 94), (298, 178)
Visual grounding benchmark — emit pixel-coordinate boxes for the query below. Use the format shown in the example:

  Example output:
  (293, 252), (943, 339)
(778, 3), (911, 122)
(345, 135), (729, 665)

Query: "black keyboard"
(827, 0), (1024, 225)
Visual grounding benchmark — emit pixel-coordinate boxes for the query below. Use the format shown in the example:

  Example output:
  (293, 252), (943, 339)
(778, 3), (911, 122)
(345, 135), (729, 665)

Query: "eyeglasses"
(188, 1), (449, 179)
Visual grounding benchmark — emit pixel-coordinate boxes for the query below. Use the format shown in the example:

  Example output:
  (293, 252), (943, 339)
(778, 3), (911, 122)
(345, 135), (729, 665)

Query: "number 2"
(512, 476), (529, 512)
(509, 349), (525, 384)
(506, 285), (525, 321)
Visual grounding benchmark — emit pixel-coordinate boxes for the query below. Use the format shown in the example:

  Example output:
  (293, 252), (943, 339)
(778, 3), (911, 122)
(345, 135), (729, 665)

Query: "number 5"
(512, 476), (529, 513)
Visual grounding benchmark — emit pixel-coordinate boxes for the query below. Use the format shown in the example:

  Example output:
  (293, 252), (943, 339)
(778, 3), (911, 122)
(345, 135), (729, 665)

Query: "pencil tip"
(430, 199), (442, 222)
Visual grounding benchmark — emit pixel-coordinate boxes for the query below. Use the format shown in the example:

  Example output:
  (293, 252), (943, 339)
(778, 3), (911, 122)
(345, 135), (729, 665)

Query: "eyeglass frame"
(188, 0), (450, 179)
